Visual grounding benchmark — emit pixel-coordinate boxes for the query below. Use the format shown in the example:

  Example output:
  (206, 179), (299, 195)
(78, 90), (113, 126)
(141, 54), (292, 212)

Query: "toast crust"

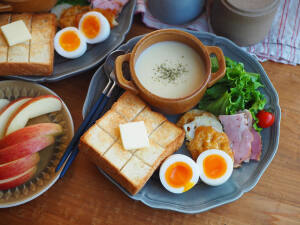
(120, 156), (154, 195)
(0, 14), (10, 63)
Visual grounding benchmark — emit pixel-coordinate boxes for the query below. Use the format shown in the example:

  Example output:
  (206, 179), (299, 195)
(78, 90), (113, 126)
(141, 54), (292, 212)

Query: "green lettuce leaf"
(198, 56), (266, 132)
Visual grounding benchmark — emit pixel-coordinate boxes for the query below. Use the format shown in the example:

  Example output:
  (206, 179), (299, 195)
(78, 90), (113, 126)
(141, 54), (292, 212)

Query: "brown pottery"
(115, 29), (226, 114)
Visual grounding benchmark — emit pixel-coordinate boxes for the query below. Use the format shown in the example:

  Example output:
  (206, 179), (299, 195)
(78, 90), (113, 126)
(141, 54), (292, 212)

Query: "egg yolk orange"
(203, 154), (227, 179)
(59, 30), (81, 52)
(165, 162), (193, 188)
(81, 15), (101, 39)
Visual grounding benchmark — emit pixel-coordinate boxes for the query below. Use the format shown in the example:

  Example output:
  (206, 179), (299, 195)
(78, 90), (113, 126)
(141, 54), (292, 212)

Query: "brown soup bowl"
(115, 29), (226, 115)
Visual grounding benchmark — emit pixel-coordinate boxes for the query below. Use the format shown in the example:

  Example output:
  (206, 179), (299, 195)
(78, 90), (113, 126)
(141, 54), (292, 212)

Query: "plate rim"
(83, 30), (281, 214)
(0, 80), (74, 208)
(5, 0), (136, 83)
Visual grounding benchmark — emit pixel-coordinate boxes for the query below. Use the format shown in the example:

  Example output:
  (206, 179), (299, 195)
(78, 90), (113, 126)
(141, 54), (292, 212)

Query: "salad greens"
(56, 0), (89, 6)
(198, 57), (266, 131)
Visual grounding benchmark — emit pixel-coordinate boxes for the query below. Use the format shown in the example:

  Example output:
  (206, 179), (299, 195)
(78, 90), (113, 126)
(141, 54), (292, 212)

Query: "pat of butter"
(119, 121), (150, 150)
(1, 20), (31, 46)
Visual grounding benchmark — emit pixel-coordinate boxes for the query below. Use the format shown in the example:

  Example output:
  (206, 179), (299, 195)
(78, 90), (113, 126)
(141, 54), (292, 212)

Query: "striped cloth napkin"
(135, 0), (300, 65)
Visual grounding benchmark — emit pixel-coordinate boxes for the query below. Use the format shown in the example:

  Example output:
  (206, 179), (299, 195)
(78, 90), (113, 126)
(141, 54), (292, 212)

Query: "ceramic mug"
(147, 0), (205, 25)
(115, 29), (226, 115)
(0, 0), (57, 12)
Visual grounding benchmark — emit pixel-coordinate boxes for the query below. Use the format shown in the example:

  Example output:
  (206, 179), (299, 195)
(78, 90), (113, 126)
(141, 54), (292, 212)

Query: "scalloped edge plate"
(0, 80), (74, 208)
(83, 30), (281, 214)
(6, 0), (136, 83)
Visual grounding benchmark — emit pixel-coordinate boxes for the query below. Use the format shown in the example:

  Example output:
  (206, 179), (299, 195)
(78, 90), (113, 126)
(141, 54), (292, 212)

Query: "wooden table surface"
(1, 17), (300, 225)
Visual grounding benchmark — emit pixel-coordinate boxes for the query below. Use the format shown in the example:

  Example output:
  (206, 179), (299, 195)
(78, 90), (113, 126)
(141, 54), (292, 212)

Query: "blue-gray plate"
(7, 0), (136, 83)
(82, 31), (281, 214)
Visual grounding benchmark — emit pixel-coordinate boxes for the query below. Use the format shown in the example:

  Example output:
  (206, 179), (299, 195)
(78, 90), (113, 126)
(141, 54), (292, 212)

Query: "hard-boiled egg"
(54, 27), (87, 59)
(196, 149), (233, 186)
(79, 11), (110, 44)
(159, 154), (200, 194)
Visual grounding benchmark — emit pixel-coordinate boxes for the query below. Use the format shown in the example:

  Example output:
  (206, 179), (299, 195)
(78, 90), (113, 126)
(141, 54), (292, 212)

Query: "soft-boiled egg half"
(54, 27), (87, 59)
(79, 11), (110, 44)
(160, 154), (200, 194)
(196, 149), (233, 186)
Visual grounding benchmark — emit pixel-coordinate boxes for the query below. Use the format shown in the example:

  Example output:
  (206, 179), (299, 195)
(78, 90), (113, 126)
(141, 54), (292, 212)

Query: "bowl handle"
(115, 53), (139, 95)
(0, 3), (12, 12)
(206, 46), (226, 87)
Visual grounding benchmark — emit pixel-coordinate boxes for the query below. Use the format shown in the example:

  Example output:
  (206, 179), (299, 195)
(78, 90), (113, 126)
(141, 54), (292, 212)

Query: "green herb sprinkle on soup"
(134, 41), (205, 99)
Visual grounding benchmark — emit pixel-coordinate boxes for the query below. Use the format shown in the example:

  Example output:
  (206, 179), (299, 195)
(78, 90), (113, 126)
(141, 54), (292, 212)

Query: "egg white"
(159, 154), (200, 194)
(79, 11), (110, 44)
(54, 27), (87, 59)
(196, 149), (233, 186)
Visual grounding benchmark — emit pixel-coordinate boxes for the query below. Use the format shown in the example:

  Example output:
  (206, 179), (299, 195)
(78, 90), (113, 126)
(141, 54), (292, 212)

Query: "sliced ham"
(90, 0), (129, 14)
(241, 110), (252, 163)
(250, 128), (262, 161)
(243, 109), (253, 128)
(219, 111), (254, 167)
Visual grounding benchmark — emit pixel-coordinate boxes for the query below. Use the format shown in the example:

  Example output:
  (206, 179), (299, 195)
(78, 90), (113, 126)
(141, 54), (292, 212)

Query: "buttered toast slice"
(79, 91), (185, 195)
(0, 13), (56, 76)
(7, 14), (31, 63)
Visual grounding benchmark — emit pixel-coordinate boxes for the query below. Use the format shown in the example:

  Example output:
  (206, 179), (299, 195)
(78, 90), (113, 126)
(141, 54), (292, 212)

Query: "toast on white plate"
(79, 91), (185, 195)
(0, 13), (56, 76)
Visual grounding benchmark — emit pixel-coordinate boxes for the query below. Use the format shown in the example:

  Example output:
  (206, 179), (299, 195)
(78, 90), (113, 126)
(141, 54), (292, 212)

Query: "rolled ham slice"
(250, 128), (262, 161)
(90, 0), (129, 14)
(219, 111), (254, 167)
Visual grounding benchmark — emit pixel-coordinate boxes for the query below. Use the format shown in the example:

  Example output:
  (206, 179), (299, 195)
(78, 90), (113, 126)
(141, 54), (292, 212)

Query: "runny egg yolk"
(81, 15), (101, 39)
(165, 161), (193, 191)
(203, 154), (227, 179)
(59, 30), (81, 52)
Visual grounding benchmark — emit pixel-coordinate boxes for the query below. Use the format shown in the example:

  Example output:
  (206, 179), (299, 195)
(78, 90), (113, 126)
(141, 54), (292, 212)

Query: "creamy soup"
(134, 41), (205, 99)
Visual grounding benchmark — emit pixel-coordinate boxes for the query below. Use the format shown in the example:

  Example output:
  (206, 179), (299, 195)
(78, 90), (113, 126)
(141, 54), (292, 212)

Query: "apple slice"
(0, 166), (36, 190)
(0, 99), (9, 111)
(0, 153), (40, 180)
(0, 135), (55, 164)
(0, 97), (31, 138)
(4, 95), (62, 135)
(0, 123), (63, 148)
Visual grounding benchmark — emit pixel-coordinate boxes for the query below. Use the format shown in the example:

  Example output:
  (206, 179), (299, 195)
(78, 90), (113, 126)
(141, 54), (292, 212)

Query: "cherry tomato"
(257, 110), (275, 128)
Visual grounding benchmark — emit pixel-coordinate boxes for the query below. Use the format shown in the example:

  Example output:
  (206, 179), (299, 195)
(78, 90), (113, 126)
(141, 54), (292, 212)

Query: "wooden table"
(1, 17), (300, 225)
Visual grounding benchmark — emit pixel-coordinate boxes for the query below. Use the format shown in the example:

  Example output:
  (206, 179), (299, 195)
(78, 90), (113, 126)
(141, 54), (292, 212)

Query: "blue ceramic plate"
(82, 31), (281, 214)
(7, 0), (136, 83)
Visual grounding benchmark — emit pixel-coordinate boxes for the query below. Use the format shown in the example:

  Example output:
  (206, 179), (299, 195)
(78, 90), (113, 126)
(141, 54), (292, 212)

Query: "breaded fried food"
(59, 5), (118, 28)
(177, 109), (223, 141)
(59, 5), (90, 28)
(177, 109), (207, 128)
(187, 126), (234, 161)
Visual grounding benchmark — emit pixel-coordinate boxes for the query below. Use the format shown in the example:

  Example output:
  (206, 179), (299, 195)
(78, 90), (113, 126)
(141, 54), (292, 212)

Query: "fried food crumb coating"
(59, 5), (90, 28)
(176, 109), (206, 128)
(187, 126), (234, 161)
(59, 5), (118, 28)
